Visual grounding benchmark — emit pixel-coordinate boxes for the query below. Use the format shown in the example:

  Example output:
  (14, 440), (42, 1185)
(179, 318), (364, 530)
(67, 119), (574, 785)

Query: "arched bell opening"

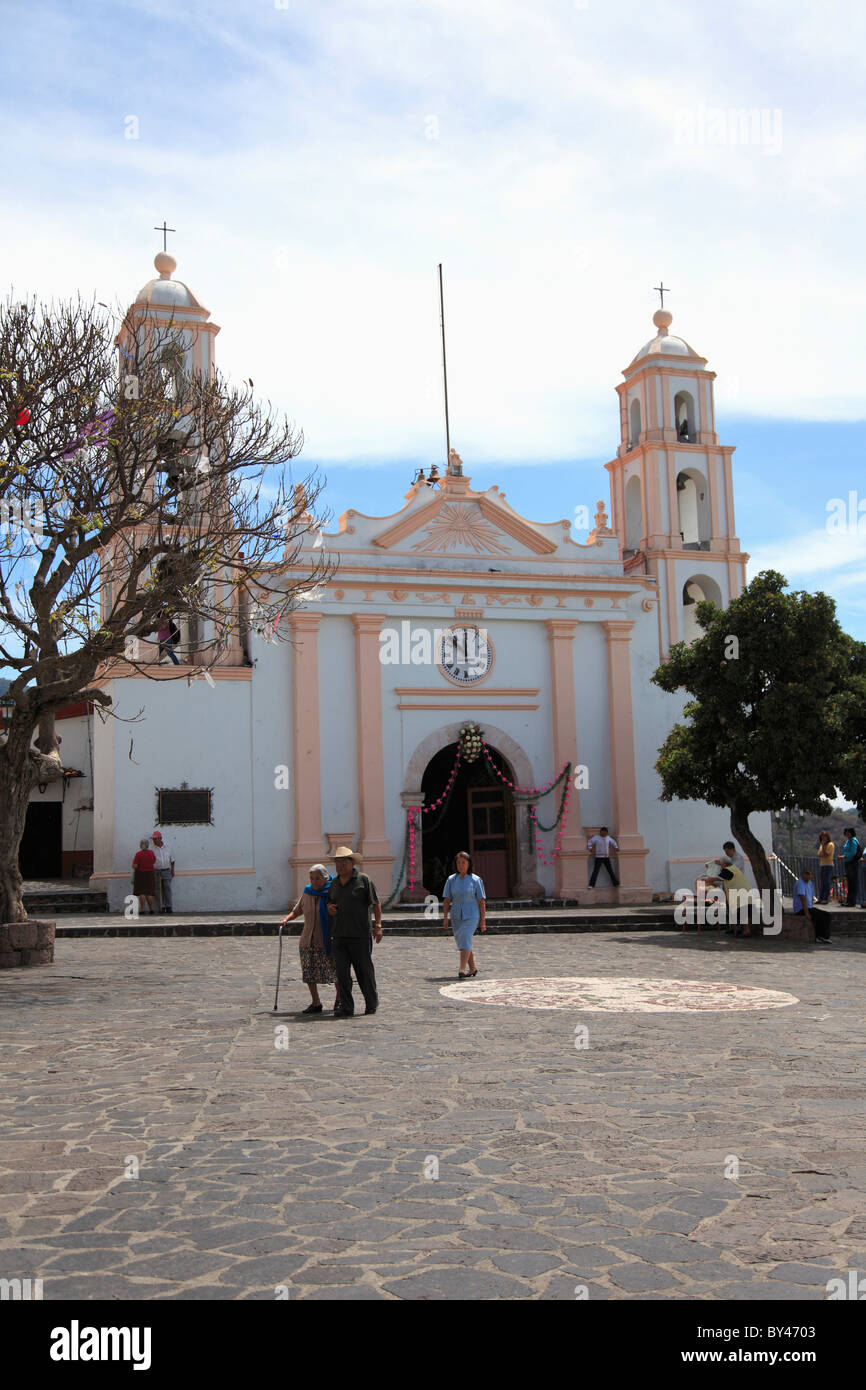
(628, 398), (642, 449)
(624, 474), (643, 553)
(682, 573), (723, 644)
(674, 389), (697, 442)
(676, 468), (711, 549)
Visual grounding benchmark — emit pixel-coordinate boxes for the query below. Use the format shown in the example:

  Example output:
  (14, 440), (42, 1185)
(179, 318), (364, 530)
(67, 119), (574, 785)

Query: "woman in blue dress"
(442, 851), (486, 979)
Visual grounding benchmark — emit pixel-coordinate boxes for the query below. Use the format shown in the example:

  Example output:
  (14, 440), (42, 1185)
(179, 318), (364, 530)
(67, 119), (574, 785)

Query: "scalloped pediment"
(372, 492), (556, 556)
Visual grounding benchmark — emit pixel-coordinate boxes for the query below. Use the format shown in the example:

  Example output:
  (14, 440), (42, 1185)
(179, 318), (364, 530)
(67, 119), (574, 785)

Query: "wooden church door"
(468, 787), (509, 898)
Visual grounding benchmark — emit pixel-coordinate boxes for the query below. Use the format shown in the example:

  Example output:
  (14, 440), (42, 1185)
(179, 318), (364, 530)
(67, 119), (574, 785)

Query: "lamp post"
(774, 807), (805, 864)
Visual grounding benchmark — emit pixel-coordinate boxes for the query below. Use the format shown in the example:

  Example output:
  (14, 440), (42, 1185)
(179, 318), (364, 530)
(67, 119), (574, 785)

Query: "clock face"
(438, 627), (494, 685)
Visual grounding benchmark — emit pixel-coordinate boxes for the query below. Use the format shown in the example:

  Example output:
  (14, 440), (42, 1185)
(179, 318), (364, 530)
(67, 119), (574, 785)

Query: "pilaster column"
(545, 619), (584, 897)
(400, 792), (427, 903)
(352, 614), (394, 893)
(666, 447), (679, 545)
(288, 611), (323, 897)
(512, 793), (546, 899)
(602, 621), (650, 902)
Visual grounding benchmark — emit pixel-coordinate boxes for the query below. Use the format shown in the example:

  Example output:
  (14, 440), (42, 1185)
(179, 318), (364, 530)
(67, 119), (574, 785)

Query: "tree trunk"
(0, 714), (64, 923)
(730, 798), (774, 895)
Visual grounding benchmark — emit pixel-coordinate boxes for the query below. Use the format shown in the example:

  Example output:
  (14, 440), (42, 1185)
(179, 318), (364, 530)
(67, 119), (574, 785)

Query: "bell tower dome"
(604, 302), (748, 654)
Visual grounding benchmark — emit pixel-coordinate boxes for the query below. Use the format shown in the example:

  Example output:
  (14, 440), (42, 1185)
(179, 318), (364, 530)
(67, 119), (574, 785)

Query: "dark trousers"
(818, 864), (832, 901)
(332, 936), (378, 1013)
(589, 857), (619, 887)
(845, 862), (860, 907)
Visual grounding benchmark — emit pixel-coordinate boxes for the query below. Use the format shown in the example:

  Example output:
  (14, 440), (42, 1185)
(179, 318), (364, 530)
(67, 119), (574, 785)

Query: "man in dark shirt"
(327, 848), (383, 1016)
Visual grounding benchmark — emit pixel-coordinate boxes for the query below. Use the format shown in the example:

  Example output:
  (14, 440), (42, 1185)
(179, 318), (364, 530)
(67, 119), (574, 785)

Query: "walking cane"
(273, 920), (287, 1011)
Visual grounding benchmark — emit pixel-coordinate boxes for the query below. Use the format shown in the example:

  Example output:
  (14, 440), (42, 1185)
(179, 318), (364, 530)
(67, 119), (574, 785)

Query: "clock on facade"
(437, 626), (494, 685)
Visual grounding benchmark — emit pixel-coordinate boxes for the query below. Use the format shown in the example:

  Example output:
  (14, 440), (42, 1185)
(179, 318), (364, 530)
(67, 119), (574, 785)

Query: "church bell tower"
(605, 301), (748, 653)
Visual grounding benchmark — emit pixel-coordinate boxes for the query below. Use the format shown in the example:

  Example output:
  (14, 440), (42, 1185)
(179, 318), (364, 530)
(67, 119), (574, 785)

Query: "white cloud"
(2, 0), (865, 463)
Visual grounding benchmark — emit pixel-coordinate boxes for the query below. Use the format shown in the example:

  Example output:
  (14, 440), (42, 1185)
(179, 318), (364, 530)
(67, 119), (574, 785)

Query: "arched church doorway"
(421, 743), (518, 899)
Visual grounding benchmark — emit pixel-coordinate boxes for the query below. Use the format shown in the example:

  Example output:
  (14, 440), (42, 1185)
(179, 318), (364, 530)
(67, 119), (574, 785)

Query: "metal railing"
(770, 851), (864, 905)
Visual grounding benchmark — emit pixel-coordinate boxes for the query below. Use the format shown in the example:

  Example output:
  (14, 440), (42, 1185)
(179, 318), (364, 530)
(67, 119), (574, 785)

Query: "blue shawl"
(306, 877), (333, 956)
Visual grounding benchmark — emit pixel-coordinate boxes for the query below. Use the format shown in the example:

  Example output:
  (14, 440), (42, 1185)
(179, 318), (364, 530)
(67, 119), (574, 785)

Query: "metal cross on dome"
(154, 221), (176, 252)
(654, 281), (670, 307)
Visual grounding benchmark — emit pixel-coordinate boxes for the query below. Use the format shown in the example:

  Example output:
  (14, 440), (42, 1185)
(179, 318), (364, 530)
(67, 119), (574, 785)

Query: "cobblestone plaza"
(3, 930), (866, 1301)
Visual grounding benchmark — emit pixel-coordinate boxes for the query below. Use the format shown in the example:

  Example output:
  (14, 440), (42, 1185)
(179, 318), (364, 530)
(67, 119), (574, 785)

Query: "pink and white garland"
(407, 748), (462, 891)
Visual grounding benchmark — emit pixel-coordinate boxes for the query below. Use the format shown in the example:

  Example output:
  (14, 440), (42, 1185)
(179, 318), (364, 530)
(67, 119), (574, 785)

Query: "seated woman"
(281, 864), (341, 1013)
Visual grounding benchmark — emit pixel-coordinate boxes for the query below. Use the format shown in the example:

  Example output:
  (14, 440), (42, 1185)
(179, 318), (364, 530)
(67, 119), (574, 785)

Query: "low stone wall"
(779, 911), (815, 944)
(0, 919), (56, 967)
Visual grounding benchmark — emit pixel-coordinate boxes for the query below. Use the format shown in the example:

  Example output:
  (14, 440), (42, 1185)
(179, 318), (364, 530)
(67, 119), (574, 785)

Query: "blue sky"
(2, 0), (864, 636)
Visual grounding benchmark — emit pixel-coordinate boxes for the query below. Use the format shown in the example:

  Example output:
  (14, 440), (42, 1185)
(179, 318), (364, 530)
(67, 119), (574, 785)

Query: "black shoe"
(333, 1007), (354, 1017)
(302, 1003), (323, 1013)
(364, 1007), (378, 1015)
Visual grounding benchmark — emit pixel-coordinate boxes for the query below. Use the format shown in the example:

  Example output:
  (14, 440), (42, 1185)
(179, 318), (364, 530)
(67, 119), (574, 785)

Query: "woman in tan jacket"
(816, 831), (835, 904)
(281, 864), (341, 1014)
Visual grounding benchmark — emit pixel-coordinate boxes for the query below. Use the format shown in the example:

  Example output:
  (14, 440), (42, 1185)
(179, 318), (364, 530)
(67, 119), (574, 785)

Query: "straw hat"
(331, 845), (362, 862)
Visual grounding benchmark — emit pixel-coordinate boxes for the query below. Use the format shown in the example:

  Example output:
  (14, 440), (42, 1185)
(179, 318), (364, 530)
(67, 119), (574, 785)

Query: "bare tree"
(0, 293), (333, 922)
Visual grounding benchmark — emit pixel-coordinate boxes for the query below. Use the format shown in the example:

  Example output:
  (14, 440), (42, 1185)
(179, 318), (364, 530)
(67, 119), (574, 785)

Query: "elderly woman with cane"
(281, 864), (341, 1013)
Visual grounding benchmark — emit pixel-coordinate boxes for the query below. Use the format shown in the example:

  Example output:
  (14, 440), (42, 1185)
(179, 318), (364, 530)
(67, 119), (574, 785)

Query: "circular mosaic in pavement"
(439, 976), (799, 1013)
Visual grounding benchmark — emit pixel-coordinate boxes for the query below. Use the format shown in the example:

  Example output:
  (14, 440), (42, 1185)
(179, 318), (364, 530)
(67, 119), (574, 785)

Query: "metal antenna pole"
(438, 263), (451, 469)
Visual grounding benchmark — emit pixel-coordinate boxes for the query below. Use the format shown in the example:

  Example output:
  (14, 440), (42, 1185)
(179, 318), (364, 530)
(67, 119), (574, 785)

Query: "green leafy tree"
(651, 570), (866, 892)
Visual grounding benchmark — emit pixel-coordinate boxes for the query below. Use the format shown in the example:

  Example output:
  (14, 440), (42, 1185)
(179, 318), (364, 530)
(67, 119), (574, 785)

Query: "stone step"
(22, 893), (109, 915)
(53, 907), (677, 938)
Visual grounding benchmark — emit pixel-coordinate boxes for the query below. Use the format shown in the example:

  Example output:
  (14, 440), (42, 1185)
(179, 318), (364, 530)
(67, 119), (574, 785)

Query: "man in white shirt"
(587, 826), (619, 887)
(714, 840), (745, 873)
(151, 831), (175, 913)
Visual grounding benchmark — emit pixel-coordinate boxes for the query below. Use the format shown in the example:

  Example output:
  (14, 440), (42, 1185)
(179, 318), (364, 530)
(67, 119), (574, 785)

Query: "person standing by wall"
(151, 831), (174, 913)
(587, 826), (619, 887)
(132, 838), (156, 915)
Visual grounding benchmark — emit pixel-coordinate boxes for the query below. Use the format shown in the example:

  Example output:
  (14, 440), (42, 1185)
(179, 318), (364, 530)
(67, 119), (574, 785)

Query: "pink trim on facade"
(352, 613), (394, 890)
(288, 611), (323, 897)
(665, 554), (678, 651)
(601, 621), (649, 898)
(707, 453), (721, 540)
(544, 619), (584, 897)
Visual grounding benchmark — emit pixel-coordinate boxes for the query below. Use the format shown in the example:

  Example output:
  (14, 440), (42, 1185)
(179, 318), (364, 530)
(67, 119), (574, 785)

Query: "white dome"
(628, 309), (703, 367)
(136, 276), (203, 308)
(134, 253), (206, 311)
(634, 333), (693, 359)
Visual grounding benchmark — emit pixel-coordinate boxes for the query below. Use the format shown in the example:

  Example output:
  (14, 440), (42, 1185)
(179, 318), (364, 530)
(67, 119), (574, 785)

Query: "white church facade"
(59, 253), (770, 911)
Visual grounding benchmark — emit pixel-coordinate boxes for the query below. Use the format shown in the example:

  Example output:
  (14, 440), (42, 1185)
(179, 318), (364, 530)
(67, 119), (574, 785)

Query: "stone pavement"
(2, 929), (866, 1300)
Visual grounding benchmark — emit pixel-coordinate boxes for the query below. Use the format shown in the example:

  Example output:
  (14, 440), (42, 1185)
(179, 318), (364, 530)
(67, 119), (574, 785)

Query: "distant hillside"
(771, 808), (864, 860)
